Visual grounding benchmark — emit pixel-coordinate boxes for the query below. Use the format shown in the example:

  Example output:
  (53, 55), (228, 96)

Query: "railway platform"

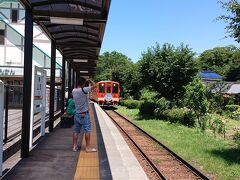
(2, 103), (148, 180)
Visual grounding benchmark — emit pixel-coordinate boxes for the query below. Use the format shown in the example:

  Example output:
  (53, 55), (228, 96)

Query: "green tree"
(218, 0), (240, 42)
(95, 51), (137, 98)
(196, 45), (240, 81)
(225, 49), (240, 81)
(138, 43), (198, 101)
(196, 46), (233, 75)
(184, 77), (209, 130)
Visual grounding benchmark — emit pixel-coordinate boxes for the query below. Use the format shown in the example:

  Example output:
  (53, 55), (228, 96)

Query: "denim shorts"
(73, 113), (91, 133)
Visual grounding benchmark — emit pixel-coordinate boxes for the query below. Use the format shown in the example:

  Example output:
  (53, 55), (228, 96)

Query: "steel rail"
(104, 110), (166, 180)
(107, 110), (210, 180)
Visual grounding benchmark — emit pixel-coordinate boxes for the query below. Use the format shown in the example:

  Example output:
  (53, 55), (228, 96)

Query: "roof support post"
(76, 72), (79, 88)
(49, 39), (56, 132)
(72, 69), (75, 90)
(61, 57), (66, 115)
(21, 9), (33, 158)
(68, 62), (72, 98)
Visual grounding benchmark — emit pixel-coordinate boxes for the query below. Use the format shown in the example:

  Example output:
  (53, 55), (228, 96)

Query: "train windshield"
(99, 83), (105, 93)
(112, 83), (119, 94)
(107, 86), (111, 93)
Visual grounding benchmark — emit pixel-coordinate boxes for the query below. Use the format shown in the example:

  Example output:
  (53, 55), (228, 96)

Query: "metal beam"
(51, 30), (98, 38)
(68, 62), (72, 99)
(49, 39), (56, 132)
(63, 51), (95, 56)
(62, 49), (96, 54)
(34, 17), (106, 24)
(45, 23), (100, 32)
(21, 9), (33, 158)
(18, 0), (32, 10)
(57, 42), (101, 48)
(31, 0), (102, 12)
(72, 69), (75, 90)
(32, 10), (106, 20)
(61, 57), (65, 115)
(55, 35), (98, 42)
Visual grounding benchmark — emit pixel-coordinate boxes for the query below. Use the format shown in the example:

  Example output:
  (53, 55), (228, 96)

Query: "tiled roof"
(199, 71), (223, 79)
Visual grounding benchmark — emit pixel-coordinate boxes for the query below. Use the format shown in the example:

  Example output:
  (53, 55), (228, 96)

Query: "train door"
(112, 82), (120, 104)
(98, 82), (105, 100)
(104, 82), (113, 104)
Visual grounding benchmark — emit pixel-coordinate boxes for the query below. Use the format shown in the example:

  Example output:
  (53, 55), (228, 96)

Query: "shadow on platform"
(3, 127), (82, 180)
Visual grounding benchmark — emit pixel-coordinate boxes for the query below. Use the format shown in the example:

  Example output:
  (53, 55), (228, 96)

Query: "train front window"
(99, 83), (105, 93)
(112, 83), (118, 94)
(107, 86), (111, 93)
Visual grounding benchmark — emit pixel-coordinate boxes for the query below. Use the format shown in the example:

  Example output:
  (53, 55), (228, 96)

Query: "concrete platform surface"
(94, 104), (148, 180)
(2, 127), (80, 180)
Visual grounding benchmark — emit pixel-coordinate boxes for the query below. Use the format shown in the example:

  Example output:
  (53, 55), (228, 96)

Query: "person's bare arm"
(87, 79), (97, 91)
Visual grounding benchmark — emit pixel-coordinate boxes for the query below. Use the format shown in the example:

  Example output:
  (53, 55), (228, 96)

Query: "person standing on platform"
(72, 77), (97, 152)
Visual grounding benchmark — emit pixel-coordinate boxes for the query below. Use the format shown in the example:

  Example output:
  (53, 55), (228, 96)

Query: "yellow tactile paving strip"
(74, 107), (100, 180)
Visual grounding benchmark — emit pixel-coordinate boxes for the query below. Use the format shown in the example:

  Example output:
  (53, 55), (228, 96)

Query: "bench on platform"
(60, 113), (74, 128)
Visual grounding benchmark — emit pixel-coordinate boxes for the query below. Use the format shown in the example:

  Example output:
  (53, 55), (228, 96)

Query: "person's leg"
(85, 132), (90, 148)
(84, 113), (97, 152)
(72, 114), (81, 151)
(72, 132), (79, 149)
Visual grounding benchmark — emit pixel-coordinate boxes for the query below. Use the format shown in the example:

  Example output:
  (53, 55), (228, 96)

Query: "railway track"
(104, 110), (210, 180)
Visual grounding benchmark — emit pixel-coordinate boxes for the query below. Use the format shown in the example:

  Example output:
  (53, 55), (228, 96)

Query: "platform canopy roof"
(19, 0), (111, 76)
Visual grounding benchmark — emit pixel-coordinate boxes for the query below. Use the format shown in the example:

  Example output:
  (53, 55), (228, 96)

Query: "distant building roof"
(199, 71), (223, 80)
(226, 84), (240, 94)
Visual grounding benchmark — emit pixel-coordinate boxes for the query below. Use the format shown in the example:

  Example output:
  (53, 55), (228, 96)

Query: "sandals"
(72, 146), (79, 152)
(85, 147), (97, 153)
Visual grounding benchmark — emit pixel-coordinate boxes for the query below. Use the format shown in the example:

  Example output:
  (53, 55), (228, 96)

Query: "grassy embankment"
(116, 106), (240, 180)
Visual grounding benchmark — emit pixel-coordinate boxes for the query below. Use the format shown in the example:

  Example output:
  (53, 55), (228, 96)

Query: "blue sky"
(100, 0), (239, 63)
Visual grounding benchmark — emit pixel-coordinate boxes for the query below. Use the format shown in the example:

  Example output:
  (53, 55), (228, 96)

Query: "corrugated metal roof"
(199, 71), (223, 79)
(227, 84), (240, 94)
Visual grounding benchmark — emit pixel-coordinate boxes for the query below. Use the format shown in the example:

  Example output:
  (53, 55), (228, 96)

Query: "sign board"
(30, 66), (47, 148)
(0, 67), (23, 76)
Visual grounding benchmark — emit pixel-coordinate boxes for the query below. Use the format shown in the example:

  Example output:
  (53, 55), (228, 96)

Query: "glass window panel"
(11, 9), (18, 23)
(19, 10), (25, 20)
(112, 83), (118, 94)
(6, 46), (22, 63)
(0, 47), (4, 65)
(99, 83), (105, 93)
(12, 3), (18, 9)
(0, 9), (10, 20)
(0, 29), (5, 44)
(6, 26), (22, 45)
(33, 47), (45, 67)
(45, 56), (51, 68)
(0, 2), (10, 8)
(0, 22), (5, 29)
(107, 86), (111, 93)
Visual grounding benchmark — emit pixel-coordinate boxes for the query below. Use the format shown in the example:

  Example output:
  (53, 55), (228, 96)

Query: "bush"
(154, 97), (171, 118)
(209, 114), (226, 138)
(121, 99), (143, 109)
(140, 89), (158, 101)
(225, 105), (240, 112)
(233, 131), (240, 148)
(162, 108), (195, 127)
(139, 101), (156, 115)
(231, 109), (240, 120)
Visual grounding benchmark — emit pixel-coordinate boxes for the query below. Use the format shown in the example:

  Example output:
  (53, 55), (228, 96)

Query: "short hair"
(77, 76), (86, 86)
(68, 93), (73, 99)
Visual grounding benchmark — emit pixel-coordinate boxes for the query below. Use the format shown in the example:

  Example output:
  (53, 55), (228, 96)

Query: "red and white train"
(91, 80), (120, 106)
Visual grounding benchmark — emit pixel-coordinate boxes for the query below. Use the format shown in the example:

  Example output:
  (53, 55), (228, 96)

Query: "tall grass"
(116, 106), (240, 180)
